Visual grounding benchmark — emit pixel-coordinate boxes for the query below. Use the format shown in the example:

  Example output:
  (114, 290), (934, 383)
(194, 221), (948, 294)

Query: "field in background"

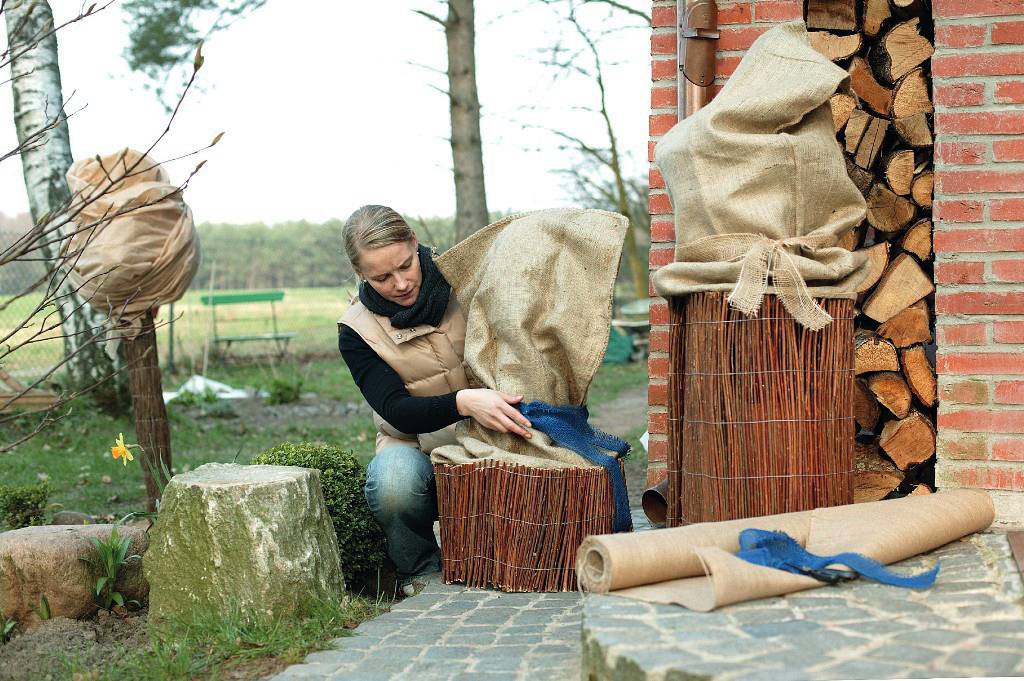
(0, 286), (355, 381)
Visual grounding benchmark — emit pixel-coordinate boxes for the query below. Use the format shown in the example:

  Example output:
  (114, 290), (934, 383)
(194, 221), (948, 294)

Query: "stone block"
(144, 463), (343, 626)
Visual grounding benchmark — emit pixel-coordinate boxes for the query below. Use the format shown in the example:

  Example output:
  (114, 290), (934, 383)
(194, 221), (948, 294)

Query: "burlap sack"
(63, 149), (199, 341)
(430, 208), (629, 469)
(652, 21), (871, 330)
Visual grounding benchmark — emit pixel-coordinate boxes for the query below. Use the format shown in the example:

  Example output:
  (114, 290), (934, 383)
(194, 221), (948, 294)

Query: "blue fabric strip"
(516, 401), (633, 533)
(736, 529), (940, 589)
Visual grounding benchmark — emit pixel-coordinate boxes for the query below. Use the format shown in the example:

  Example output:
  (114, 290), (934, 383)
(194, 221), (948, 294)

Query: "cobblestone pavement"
(272, 578), (584, 681)
(275, 519), (1022, 681)
(583, 532), (1024, 680)
(273, 511), (654, 681)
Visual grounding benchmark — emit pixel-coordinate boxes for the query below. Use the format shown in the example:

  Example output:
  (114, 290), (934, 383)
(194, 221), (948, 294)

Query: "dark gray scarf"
(358, 245), (451, 329)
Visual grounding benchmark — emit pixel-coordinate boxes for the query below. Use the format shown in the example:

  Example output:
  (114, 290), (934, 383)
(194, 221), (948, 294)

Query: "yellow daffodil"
(111, 433), (135, 466)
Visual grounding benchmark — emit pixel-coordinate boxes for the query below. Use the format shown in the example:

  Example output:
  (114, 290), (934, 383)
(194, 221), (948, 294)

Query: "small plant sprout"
(34, 595), (50, 621)
(1, 617), (14, 642)
(81, 526), (141, 612)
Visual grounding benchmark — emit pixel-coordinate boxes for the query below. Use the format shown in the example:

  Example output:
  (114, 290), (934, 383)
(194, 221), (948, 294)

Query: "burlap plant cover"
(430, 208), (629, 469)
(652, 21), (871, 330)
(63, 148), (199, 343)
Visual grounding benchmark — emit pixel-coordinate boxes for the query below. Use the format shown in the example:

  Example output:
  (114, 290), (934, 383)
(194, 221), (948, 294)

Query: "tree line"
(191, 216), (456, 291)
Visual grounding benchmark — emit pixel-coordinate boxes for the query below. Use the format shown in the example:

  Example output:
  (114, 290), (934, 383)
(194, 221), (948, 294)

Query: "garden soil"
(0, 610), (146, 681)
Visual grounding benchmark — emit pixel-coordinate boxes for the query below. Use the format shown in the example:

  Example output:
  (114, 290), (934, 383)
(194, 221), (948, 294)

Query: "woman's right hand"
(455, 389), (532, 439)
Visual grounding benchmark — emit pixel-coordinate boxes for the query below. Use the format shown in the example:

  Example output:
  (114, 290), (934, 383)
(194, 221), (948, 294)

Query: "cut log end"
(855, 440), (903, 503)
(886, 149), (916, 195)
(900, 219), (933, 261)
(864, 0), (892, 38)
(811, 31), (864, 62)
(877, 300), (933, 347)
(867, 371), (913, 419)
(912, 171), (934, 208)
(894, 113), (933, 148)
(879, 411), (936, 470)
(867, 183), (917, 233)
(856, 330), (900, 374)
(892, 68), (933, 119)
(850, 57), (894, 117)
(901, 345), (937, 407)
(870, 18), (934, 84)
(862, 253), (934, 323)
(856, 241), (891, 294)
(832, 93), (857, 132)
(807, 0), (857, 31)
(855, 379), (881, 430)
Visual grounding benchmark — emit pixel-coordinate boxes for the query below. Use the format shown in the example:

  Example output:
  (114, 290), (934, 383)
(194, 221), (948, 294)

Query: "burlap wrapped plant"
(652, 22), (871, 330)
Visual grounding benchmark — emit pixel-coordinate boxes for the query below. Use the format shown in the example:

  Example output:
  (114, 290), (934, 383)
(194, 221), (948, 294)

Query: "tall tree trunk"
(446, 0), (489, 241)
(5, 0), (127, 409)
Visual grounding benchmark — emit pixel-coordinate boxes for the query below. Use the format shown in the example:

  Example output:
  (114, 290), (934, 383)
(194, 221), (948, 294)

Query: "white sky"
(0, 1), (649, 225)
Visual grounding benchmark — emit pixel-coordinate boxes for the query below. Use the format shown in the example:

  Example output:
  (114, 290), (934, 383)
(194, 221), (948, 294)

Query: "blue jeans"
(364, 445), (441, 581)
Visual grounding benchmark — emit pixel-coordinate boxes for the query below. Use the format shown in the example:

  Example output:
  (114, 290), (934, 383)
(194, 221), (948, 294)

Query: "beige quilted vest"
(338, 297), (470, 453)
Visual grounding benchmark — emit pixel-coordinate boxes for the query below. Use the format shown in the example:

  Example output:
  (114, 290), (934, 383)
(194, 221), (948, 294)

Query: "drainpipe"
(678, 0), (719, 117)
(643, 0), (719, 527)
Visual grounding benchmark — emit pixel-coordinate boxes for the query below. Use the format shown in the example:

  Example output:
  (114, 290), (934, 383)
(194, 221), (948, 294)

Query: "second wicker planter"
(666, 292), (856, 526)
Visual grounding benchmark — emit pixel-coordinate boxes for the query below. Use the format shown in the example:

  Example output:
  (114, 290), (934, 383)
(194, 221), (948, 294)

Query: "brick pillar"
(932, 1), (1024, 529)
(647, 0), (802, 488)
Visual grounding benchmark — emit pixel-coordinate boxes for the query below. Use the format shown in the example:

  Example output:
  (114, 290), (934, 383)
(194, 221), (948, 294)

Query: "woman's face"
(356, 237), (422, 307)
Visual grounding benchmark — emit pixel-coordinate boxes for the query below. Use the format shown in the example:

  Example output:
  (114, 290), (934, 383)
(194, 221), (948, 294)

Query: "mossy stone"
(143, 463), (344, 627)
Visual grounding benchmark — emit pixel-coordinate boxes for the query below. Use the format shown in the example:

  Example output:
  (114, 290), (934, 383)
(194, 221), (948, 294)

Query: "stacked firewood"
(806, 0), (936, 502)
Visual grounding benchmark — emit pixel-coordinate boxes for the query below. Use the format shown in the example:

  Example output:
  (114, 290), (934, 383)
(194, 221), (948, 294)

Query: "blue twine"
(516, 401), (633, 533)
(736, 529), (939, 589)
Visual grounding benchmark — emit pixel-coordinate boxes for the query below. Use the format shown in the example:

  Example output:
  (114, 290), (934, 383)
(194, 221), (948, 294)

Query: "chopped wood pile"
(808, 0), (936, 501)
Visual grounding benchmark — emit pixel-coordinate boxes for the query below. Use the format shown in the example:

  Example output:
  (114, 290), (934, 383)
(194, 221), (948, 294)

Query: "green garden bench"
(200, 290), (297, 358)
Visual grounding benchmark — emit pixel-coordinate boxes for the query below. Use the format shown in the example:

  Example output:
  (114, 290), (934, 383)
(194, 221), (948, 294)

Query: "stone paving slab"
(274, 511), (1023, 681)
(272, 578), (583, 681)
(272, 511), (657, 681)
(582, 533), (1024, 681)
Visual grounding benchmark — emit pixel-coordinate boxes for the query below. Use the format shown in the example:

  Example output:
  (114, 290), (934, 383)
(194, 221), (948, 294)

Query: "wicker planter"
(666, 292), (855, 526)
(434, 459), (617, 592)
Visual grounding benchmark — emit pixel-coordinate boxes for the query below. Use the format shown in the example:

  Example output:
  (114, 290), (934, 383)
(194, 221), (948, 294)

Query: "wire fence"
(1, 263), (355, 384)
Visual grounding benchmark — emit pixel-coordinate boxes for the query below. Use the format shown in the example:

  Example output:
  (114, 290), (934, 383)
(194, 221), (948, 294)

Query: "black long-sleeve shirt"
(338, 326), (463, 435)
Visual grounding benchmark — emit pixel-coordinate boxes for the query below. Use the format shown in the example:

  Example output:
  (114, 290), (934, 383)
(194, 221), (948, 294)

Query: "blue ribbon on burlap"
(516, 401), (633, 533)
(735, 529), (939, 589)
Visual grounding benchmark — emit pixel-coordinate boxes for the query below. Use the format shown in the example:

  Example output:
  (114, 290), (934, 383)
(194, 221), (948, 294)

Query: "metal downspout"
(642, 0), (719, 527)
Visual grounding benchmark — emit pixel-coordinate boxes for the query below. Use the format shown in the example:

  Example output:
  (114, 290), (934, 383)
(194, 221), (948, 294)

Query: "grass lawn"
(0, 357), (648, 523)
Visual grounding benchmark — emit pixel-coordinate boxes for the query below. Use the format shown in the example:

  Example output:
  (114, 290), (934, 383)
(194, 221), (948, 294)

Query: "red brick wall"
(932, 1), (1024, 528)
(647, 1), (1024, 528)
(647, 0), (803, 488)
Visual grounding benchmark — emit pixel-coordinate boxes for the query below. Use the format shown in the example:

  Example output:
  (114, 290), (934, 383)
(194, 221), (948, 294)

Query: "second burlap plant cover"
(63, 148), (200, 342)
(430, 208), (629, 469)
(652, 21), (871, 330)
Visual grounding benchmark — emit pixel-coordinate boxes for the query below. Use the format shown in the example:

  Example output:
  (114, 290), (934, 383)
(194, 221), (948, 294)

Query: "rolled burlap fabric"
(430, 208), (629, 469)
(63, 149), (200, 342)
(652, 21), (871, 330)
(576, 489), (994, 611)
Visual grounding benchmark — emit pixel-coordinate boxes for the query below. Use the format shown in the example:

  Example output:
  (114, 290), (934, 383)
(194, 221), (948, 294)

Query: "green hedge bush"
(252, 442), (385, 579)
(0, 481), (50, 529)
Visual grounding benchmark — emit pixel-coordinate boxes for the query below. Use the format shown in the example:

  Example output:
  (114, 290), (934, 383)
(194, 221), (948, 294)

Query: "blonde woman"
(337, 205), (532, 595)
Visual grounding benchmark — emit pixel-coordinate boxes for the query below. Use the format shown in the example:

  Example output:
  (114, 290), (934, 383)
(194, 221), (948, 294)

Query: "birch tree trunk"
(5, 0), (126, 407)
(446, 0), (489, 241)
